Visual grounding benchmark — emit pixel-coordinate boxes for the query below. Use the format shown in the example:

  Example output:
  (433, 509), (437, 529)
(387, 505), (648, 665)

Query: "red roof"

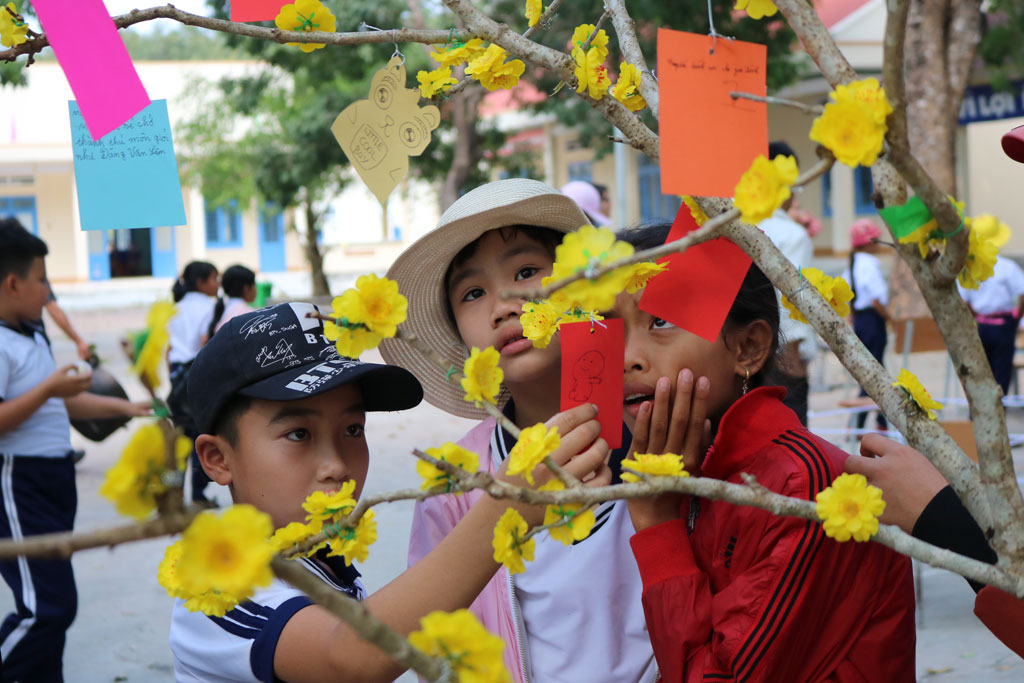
(480, 79), (546, 116)
(814, 0), (874, 29)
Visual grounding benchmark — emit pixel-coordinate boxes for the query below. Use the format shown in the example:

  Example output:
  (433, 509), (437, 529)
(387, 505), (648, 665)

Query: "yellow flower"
(159, 540), (248, 616)
(348, 274), (408, 338)
(682, 195), (709, 226)
(492, 508), (535, 575)
(270, 521), (320, 554)
(815, 473), (885, 542)
(958, 224), (1000, 290)
(183, 590), (246, 618)
(968, 213), (1011, 248)
(326, 509), (377, 566)
(134, 300), (176, 391)
(506, 422), (561, 485)
(525, 0), (543, 27)
(430, 38), (486, 67)
(324, 323), (383, 359)
(734, 0), (778, 19)
(574, 46), (611, 100)
(621, 453), (689, 483)
(611, 63), (646, 112)
(409, 610), (511, 683)
(832, 78), (893, 126)
(177, 505), (276, 600)
(570, 24), (609, 56)
(274, 0), (336, 52)
(466, 44), (526, 92)
(898, 196), (966, 258)
(157, 540), (187, 599)
(0, 2), (28, 48)
(418, 443), (480, 493)
(461, 346), (504, 406)
(521, 300), (561, 348)
(540, 479), (596, 545)
(624, 261), (668, 294)
(810, 98), (886, 168)
(416, 66), (458, 99)
(549, 225), (635, 312)
(303, 481), (357, 523)
(892, 368), (943, 420)
(100, 422), (192, 520)
(781, 267), (854, 324)
(733, 155), (800, 224)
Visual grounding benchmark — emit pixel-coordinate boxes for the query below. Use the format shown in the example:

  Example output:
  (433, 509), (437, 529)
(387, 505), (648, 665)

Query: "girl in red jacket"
(611, 222), (916, 682)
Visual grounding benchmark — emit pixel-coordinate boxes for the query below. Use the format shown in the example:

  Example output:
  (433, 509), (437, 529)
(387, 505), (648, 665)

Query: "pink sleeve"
(408, 491), (464, 568)
(215, 301), (251, 334)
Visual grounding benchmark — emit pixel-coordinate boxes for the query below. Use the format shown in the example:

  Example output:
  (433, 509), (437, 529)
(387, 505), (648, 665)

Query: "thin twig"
(730, 91), (823, 116)
(605, 0), (659, 117)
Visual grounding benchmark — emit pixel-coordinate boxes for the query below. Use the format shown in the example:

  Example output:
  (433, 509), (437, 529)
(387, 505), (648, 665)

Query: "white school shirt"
(959, 256), (1024, 315)
(759, 209), (817, 363)
(215, 298), (252, 334)
(170, 555), (366, 682)
(843, 252), (889, 311)
(168, 292), (216, 364)
(0, 323), (72, 456)
(490, 420), (658, 683)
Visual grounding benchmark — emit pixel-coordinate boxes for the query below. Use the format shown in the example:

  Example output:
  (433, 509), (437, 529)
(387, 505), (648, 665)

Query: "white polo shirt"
(170, 555), (366, 682)
(759, 210), (818, 363)
(959, 256), (1024, 315)
(168, 292), (215, 364)
(844, 252), (889, 311)
(0, 323), (72, 457)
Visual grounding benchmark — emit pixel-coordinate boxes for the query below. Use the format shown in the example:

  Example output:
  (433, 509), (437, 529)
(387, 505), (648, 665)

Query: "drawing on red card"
(569, 350), (605, 402)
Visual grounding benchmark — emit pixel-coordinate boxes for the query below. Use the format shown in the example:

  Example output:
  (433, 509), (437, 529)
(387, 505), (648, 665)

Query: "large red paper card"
(657, 28), (767, 196)
(560, 319), (624, 449)
(231, 0), (290, 22)
(639, 206), (752, 343)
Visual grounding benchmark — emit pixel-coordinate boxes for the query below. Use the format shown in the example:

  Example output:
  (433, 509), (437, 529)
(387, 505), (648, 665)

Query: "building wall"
(965, 116), (1024, 255)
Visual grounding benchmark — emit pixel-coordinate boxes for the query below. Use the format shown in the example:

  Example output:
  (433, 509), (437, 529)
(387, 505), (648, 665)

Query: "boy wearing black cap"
(170, 302), (610, 682)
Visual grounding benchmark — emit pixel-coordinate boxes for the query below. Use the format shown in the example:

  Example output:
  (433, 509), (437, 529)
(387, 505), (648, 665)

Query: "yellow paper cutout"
(331, 57), (441, 206)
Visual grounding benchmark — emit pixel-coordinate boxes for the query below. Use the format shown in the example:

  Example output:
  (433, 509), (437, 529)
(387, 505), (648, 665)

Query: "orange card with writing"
(657, 28), (767, 197)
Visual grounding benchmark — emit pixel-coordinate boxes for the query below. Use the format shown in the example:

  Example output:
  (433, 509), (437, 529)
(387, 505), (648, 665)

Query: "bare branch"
(605, 0), (659, 117)
(730, 91), (823, 116)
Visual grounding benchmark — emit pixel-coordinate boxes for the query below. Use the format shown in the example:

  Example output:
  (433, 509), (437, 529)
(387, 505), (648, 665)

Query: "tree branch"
(730, 91), (823, 116)
(605, 0), (659, 117)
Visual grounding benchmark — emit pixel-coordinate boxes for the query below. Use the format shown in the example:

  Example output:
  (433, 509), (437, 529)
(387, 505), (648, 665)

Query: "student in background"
(209, 265), (257, 338)
(958, 253), (1024, 394)
(561, 180), (612, 227)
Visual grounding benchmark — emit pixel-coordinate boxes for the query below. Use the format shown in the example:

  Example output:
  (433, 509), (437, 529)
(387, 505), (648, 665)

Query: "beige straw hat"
(380, 178), (588, 419)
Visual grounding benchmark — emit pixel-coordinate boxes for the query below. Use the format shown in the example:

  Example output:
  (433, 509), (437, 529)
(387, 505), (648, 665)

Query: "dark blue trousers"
(977, 315), (1019, 394)
(0, 454), (77, 682)
(854, 308), (888, 430)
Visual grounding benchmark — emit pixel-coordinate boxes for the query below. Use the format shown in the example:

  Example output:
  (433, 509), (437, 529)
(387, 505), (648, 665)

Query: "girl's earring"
(742, 368), (750, 395)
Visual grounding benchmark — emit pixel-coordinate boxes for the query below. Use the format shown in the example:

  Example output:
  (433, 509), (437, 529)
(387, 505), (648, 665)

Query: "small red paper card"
(639, 206), (752, 343)
(560, 319), (624, 449)
(657, 28), (767, 196)
(230, 0), (289, 22)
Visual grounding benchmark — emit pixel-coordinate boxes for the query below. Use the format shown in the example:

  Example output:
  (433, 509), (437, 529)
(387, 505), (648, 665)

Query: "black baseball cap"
(188, 302), (423, 435)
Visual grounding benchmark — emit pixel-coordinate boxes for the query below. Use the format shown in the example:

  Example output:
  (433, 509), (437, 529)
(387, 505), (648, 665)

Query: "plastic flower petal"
(157, 540), (187, 599)
(621, 453), (689, 483)
(832, 78), (893, 126)
(624, 261), (668, 294)
(892, 368), (943, 420)
(416, 66), (458, 99)
(815, 473), (885, 542)
(177, 505), (275, 600)
(0, 2), (28, 48)
(326, 509), (377, 566)
(733, 155), (800, 224)
(461, 346), (504, 406)
(418, 442), (480, 493)
(548, 225), (636, 312)
(810, 98), (886, 168)
(134, 300), (177, 391)
(781, 267), (854, 324)
(570, 24), (609, 56)
(540, 479), (596, 545)
(100, 422), (192, 520)
(958, 224), (1000, 290)
(506, 423), (561, 485)
(466, 44), (526, 92)
(574, 46), (611, 100)
(430, 38), (486, 67)
(525, 0), (543, 28)
(492, 508), (535, 575)
(409, 610), (511, 683)
(734, 0), (778, 20)
(683, 195), (709, 226)
(274, 0), (336, 52)
(270, 521), (322, 554)
(159, 540), (248, 617)
(302, 481), (357, 523)
(612, 63), (646, 112)
(521, 300), (561, 349)
(968, 213), (1011, 248)
(349, 274), (407, 338)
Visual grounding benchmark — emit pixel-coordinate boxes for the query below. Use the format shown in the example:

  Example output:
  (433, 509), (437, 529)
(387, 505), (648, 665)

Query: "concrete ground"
(0, 293), (1021, 681)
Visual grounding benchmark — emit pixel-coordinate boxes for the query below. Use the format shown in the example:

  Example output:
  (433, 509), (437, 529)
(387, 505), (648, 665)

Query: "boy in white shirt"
(959, 255), (1024, 393)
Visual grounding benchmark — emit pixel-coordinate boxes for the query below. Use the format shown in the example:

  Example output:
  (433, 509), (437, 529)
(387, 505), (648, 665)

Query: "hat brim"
(238, 359), (423, 414)
(379, 179), (587, 420)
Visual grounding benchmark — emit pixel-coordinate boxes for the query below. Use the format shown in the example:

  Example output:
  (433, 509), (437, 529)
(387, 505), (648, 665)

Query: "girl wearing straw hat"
(381, 179), (658, 683)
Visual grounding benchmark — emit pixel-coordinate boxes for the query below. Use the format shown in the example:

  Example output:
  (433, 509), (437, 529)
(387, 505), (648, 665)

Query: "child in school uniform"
(171, 302), (610, 681)
(612, 221), (916, 682)
(210, 265), (257, 337)
(0, 219), (150, 680)
(167, 260), (219, 503)
(380, 179), (658, 683)
(959, 254), (1024, 393)
(843, 219), (892, 430)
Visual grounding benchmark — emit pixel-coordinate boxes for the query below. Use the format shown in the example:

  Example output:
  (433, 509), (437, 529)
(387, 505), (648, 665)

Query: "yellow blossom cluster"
(892, 368), (943, 421)
(422, 39), (526, 95)
(958, 221), (1000, 290)
(733, 154), (799, 224)
(274, 0), (336, 53)
(134, 300), (177, 391)
(682, 195), (709, 226)
(462, 346), (504, 406)
(409, 609), (511, 682)
(621, 453), (689, 483)
(158, 505), (276, 616)
(781, 267), (854, 324)
(302, 481), (378, 566)
(100, 422), (192, 520)
(572, 24), (612, 100)
(546, 225), (636, 312)
(816, 473), (886, 542)
(492, 507), (535, 574)
(540, 479), (596, 545)
(506, 422), (561, 485)
(734, 0), (778, 20)
(810, 78), (892, 167)
(612, 63), (647, 112)
(0, 2), (28, 48)
(325, 274), (408, 359)
(417, 442), (480, 494)
(416, 66), (458, 99)
(524, 0), (543, 28)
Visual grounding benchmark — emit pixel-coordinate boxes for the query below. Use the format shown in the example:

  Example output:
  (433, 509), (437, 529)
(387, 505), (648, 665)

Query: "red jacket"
(630, 387), (916, 682)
